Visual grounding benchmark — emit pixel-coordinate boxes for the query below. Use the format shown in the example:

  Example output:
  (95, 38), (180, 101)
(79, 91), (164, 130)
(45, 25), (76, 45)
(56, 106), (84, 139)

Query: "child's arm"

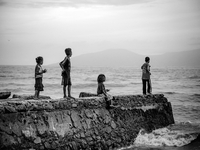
(59, 61), (64, 70)
(147, 65), (151, 75)
(141, 63), (145, 69)
(35, 66), (43, 76)
(43, 69), (47, 73)
(59, 57), (67, 71)
(102, 84), (108, 96)
(106, 89), (110, 92)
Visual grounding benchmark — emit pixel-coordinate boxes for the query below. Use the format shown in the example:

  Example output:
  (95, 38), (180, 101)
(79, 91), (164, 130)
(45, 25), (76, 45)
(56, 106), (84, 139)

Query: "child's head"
(65, 48), (72, 57)
(36, 56), (43, 65)
(145, 57), (150, 63)
(97, 74), (106, 83)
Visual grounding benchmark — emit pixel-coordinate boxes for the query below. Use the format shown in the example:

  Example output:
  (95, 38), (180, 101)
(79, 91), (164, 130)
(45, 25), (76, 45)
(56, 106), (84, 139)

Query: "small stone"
(80, 132), (85, 138)
(4, 106), (17, 113)
(72, 103), (77, 108)
(34, 137), (41, 144)
(121, 107), (125, 110)
(44, 142), (51, 149)
(104, 115), (111, 124)
(86, 137), (93, 142)
(97, 136), (101, 140)
(85, 109), (93, 118)
(106, 140), (112, 146)
(111, 121), (116, 129)
(105, 126), (112, 133)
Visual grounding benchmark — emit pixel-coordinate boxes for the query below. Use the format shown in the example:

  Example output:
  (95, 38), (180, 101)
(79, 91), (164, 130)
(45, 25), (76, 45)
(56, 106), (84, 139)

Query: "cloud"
(0, 0), (154, 8)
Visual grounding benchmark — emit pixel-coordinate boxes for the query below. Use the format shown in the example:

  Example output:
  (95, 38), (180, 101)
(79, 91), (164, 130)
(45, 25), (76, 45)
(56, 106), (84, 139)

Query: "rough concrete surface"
(0, 93), (174, 150)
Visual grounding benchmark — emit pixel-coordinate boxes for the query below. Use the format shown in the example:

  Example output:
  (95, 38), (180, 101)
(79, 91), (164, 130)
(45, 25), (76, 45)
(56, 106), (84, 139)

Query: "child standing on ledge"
(34, 56), (47, 99)
(97, 74), (114, 108)
(60, 48), (73, 98)
(141, 56), (152, 95)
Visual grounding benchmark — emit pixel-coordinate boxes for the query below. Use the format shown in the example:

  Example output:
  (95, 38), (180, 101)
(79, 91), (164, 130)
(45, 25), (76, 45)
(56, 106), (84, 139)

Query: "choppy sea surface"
(0, 65), (200, 150)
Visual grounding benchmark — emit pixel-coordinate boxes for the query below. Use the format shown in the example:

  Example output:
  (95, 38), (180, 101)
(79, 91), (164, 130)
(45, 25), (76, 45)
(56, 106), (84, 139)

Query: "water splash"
(134, 127), (199, 147)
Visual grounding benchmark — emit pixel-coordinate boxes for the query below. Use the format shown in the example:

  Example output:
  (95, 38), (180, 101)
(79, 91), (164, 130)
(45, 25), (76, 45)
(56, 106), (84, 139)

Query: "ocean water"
(0, 65), (200, 150)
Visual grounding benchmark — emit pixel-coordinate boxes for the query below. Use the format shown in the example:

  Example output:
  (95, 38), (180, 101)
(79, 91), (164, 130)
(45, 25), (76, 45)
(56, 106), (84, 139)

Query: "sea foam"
(134, 127), (198, 147)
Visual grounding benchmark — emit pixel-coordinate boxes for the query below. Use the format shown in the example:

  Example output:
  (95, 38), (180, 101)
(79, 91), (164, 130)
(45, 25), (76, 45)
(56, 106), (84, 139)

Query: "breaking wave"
(134, 127), (199, 147)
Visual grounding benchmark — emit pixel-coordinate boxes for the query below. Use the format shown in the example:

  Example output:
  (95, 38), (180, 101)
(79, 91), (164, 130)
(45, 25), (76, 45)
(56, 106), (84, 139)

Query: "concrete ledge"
(12, 94), (51, 100)
(0, 93), (174, 150)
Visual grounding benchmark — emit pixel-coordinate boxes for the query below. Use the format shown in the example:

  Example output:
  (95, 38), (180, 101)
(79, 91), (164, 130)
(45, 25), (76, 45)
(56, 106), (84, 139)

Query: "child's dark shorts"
(61, 71), (72, 86)
(35, 78), (44, 91)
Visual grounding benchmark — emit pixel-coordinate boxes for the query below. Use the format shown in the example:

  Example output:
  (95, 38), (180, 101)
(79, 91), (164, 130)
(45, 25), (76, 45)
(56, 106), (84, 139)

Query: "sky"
(0, 0), (200, 65)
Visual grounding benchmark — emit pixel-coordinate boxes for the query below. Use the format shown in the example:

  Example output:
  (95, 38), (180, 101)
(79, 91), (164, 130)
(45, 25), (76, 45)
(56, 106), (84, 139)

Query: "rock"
(0, 92), (11, 99)
(105, 126), (112, 133)
(72, 103), (77, 108)
(12, 94), (51, 100)
(34, 137), (41, 144)
(4, 106), (17, 113)
(44, 142), (51, 149)
(111, 121), (117, 129)
(79, 92), (97, 98)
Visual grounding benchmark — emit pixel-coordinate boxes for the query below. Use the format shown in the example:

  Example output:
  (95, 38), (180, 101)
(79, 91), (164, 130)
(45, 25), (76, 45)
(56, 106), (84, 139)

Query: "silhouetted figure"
(97, 74), (114, 108)
(60, 48), (73, 98)
(34, 56), (47, 99)
(141, 56), (152, 95)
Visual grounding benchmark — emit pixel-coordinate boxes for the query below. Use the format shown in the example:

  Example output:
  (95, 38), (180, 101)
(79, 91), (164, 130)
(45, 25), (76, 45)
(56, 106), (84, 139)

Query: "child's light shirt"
(35, 64), (43, 78)
(141, 62), (151, 79)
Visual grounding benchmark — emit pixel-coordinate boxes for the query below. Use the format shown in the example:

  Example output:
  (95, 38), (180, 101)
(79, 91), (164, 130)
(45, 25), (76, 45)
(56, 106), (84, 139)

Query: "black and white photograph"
(0, 0), (200, 149)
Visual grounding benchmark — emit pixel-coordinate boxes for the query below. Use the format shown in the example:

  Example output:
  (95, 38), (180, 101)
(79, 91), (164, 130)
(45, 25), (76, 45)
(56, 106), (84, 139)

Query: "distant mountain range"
(55, 49), (200, 67)
(72, 49), (142, 67)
